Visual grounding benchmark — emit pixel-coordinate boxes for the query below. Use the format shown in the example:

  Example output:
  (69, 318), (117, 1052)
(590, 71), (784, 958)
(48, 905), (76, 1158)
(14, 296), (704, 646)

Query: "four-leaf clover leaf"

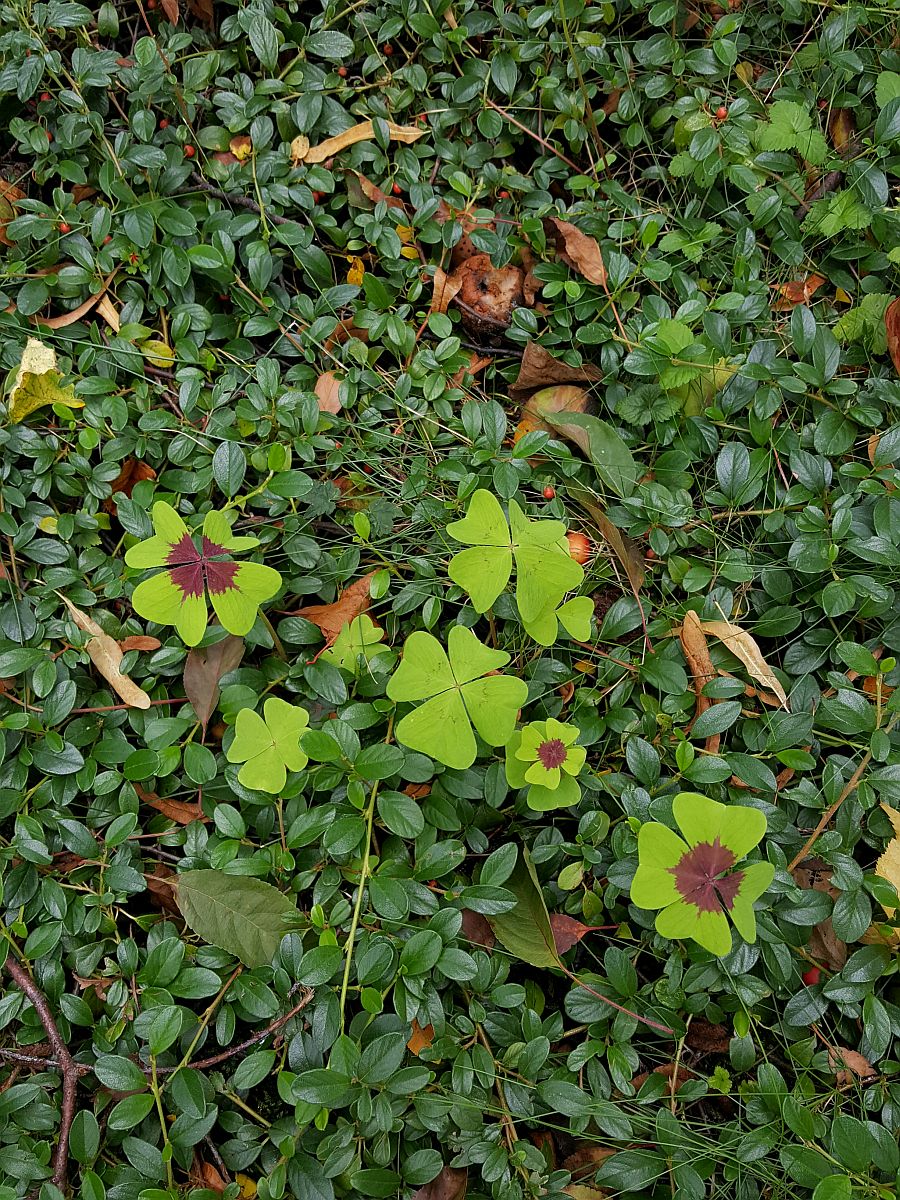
(125, 502), (282, 646)
(386, 625), (528, 770)
(506, 718), (585, 810)
(631, 792), (774, 956)
(226, 698), (310, 793)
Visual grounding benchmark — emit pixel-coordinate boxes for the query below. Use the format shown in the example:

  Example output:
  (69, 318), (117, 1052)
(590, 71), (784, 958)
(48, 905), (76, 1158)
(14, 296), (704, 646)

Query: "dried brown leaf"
(550, 913), (595, 955)
(229, 135), (252, 161)
(430, 267), (463, 315)
(522, 385), (591, 452)
(160, 0), (179, 20)
(295, 573), (375, 647)
(0, 180), (25, 246)
(292, 121), (426, 165)
(37, 269), (119, 330)
(119, 635), (161, 652)
(828, 109), (856, 155)
(886, 298), (900, 377)
(697, 619), (789, 710)
(314, 371), (343, 414)
(679, 610), (719, 753)
(460, 908), (495, 950)
(771, 273), (827, 311)
(631, 1062), (694, 1093)
(792, 858), (847, 970)
(96, 294), (121, 333)
(509, 341), (602, 399)
(562, 1145), (617, 1178)
(548, 217), (607, 286)
(407, 1019), (434, 1056)
(186, 0), (213, 21)
(686, 1018), (730, 1054)
(354, 172), (405, 210)
(58, 594), (151, 709)
(827, 1046), (877, 1082)
(581, 499), (645, 597)
(103, 459), (157, 515)
(412, 1166), (467, 1200)
(451, 352), (492, 387)
(146, 795), (207, 825)
(183, 635), (245, 732)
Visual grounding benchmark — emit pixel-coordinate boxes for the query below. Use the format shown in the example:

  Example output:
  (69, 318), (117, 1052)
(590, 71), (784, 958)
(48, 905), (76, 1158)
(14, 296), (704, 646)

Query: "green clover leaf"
(386, 625), (528, 769)
(506, 718), (585, 810)
(447, 490), (583, 627)
(226, 697), (310, 793)
(320, 614), (389, 673)
(125, 502), (282, 646)
(631, 792), (774, 956)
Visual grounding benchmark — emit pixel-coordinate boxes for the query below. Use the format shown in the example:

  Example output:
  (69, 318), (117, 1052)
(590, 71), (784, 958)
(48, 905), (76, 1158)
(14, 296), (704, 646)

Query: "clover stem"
(258, 609), (288, 661)
(150, 1057), (175, 1189)
(338, 716), (394, 1030)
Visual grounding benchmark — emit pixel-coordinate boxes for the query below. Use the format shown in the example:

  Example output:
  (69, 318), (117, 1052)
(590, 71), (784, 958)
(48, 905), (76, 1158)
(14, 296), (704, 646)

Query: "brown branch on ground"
(187, 172), (291, 225)
(3, 957), (79, 1191)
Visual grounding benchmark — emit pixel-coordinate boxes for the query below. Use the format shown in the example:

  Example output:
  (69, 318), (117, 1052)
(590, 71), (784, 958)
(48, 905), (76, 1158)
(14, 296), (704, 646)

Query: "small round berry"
(311, 190), (323, 202)
(566, 531), (591, 564)
(45, 130), (53, 141)
(183, 144), (195, 158)
(361, 463), (373, 474)
(159, 117), (169, 129)
(542, 485), (555, 500)
(40, 92), (51, 102)
(334, 441), (342, 449)
(103, 234), (112, 244)
(58, 221), (71, 234)
(716, 105), (728, 119)
(392, 182), (402, 196)
(801, 966), (821, 987)
(499, 189), (510, 199)
(147, 0), (157, 8)
(337, 66), (348, 77)
(383, 43), (393, 54)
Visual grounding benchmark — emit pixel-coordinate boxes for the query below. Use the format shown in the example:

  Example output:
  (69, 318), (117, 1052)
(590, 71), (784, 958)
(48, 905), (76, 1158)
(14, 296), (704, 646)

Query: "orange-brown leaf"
(412, 1166), (467, 1200)
(510, 341), (601, 399)
(0, 180), (25, 247)
(295, 573), (375, 646)
(407, 1019), (434, 1056)
(430, 266), (463, 315)
(119, 636), (162, 652)
(827, 1046), (877, 1082)
(550, 913), (595, 955)
(886, 298), (900, 377)
(792, 858), (847, 970)
(828, 109), (856, 155)
(314, 371), (343, 414)
(548, 217), (607, 286)
(160, 0), (179, 21)
(771, 274), (826, 310)
(145, 795), (207, 825)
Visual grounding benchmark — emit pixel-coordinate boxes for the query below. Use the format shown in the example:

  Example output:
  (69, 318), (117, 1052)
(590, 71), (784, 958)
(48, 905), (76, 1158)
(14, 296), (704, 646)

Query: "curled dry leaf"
(679, 610), (720, 753)
(145, 795), (207, 825)
(631, 1061), (694, 1093)
(314, 371), (343, 414)
(38, 270), (120, 331)
(183, 635), (245, 733)
(295, 572), (375, 647)
(96, 294), (121, 333)
(886, 298), (900, 377)
(119, 635), (161, 653)
(792, 858), (847, 970)
(827, 1046), (877, 1082)
(828, 108), (857, 156)
(451, 253), (525, 342)
(160, 0), (179, 22)
(579, 496), (645, 598)
(697, 619), (789, 710)
(430, 266), (463, 316)
(548, 217), (607, 286)
(771, 273), (826, 311)
(407, 1019), (434, 1056)
(509, 341), (602, 400)
(291, 120), (426, 165)
(517, 385), (590, 450)
(354, 172), (405, 210)
(0, 179), (25, 246)
(103, 458), (157, 515)
(8, 338), (85, 424)
(58, 594), (151, 710)
(412, 1166), (467, 1200)
(451, 352), (492, 387)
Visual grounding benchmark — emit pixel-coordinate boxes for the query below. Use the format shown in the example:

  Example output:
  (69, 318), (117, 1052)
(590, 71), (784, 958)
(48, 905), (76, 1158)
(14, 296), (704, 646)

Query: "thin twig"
(3, 957), (79, 1190)
(188, 173), (290, 225)
(486, 100), (583, 174)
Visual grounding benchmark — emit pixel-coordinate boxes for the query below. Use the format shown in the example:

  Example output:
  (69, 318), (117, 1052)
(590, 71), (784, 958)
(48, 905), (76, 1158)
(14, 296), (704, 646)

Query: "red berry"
(361, 463), (373, 474)
(801, 966), (821, 986)
(392, 182), (402, 195)
(337, 66), (348, 77)
(566, 531), (591, 564)
(311, 191), (323, 202)
(58, 221), (71, 234)
(103, 235), (112, 244)
(183, 144), (195, 158)
(543, 485), (555, 500)
(40, 92), (51, 102)
(499, 189), (510, 199)
(46, 130), (52, 141)
(147, 0), (157, 8)
(159, 118), (169, 129)
(383, 43), (393, 54)
(716, 105), (727, 119)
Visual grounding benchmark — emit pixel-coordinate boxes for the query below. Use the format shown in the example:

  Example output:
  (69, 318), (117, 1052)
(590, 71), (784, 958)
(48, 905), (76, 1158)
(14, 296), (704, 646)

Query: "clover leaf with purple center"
(506, 718), (585, 811)
(125, 502), (282, 646)
(631, 792), (774, 956)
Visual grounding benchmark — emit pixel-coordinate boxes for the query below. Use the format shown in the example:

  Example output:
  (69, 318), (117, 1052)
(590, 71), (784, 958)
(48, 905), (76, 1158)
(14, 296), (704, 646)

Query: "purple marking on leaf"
(537, 738), (567, 769)
(204, 560), (240, 594)
(169, 561), (204, 598)
(202, 536), (230, 558)
(166, 533), (201, 566)
(670, 839), (744, 913)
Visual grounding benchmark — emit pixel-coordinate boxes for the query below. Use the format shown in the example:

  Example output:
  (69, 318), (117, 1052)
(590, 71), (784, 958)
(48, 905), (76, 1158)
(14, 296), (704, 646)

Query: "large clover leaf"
(226, 697), (310, 793)
(386, 625), (528, 769)
(447, 490), (583, 624)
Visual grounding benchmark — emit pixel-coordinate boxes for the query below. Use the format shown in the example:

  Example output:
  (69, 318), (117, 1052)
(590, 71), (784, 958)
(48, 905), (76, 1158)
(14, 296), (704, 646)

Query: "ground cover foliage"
(0, 0), (899, 1198)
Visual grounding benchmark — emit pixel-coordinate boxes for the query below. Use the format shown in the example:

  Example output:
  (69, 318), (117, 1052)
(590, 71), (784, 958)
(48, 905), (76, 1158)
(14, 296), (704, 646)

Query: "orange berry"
(383, 43), (393, 54)
(499, 189), (510, 199)
(392, 182), (402, 195)
(716, 105), (727, 119)
(45, 130), (52, 141)
(103, 234), (112, 244)
(58, 221), (71, 233)
(40, 92), (51, 102)
(311, 190), (323, 202)
(147, 0), (157, 8)
(337, 66), (348, 77)
(542, 485), (555, 500)
(566, 531), (591, 564)
(159, 118), (169, 129)
(183, 144), (195, 158)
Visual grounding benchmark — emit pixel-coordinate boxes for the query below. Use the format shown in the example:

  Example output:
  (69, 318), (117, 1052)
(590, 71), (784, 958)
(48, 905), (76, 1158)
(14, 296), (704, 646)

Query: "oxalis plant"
(631, 792), (774, 956)
(506, 718), (586, 810)
(226, 697), (310, 794)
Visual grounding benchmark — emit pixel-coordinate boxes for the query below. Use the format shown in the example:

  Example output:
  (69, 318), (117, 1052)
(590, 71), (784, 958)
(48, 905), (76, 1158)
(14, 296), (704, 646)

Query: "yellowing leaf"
(141, 339), (175, 369)
(291, 120), (426, 165)
(407, 1019), (434, 1056)
(697, 619), (789, 710)
(346, 256), (365, 286)
(58, 593), (152, 710)
(229, 135), (252, 162)
(397, 224), (415, 243)
(8, 338), (84, 424)
(235, 1176), (257, 1200)
(835, 286), (853, 304)
(735, 61), (754, 87)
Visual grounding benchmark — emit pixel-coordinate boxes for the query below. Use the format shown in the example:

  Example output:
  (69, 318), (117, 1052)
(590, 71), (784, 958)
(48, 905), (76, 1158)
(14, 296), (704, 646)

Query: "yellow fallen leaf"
(7, 338), (84, 424)
(835, 287), (853, 305)
(875, 803), (900, 917)
(698, 619), (789, 710)
(229, 135), (252, 162)
(346, 256), (365, 286)
(96, 294), (121, 333)
(291, 120), (426, 165)
(58, 593), (152, 710)
(235, 1175), (257, 1200)
(735, 62), (754, 87)
(141, 339), (175, 369)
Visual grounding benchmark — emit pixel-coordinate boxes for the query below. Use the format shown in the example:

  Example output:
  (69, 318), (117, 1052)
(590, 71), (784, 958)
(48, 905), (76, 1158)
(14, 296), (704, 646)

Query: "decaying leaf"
(584, 502), (645, 597)
(0, 180), (25, 246)
(510, 341), (602, 400)
(291, 120), (426, 165)
(771, 273), (826, 311)
(160, 0), (179, 21)
(145, 795), (207, 825)
(294, 573), (375, 647)
(451, 253), (525, 342)
(886, 298), (900, 376)
(412, 1165), (467, 1200)
(141, 339), (175, 369)
(516, 385), (590, 448)
(7, 338), (84, 423)
(562, 1145), (617, 1179)
(183, 635), (245, 733)
(686, 1018), (730, 1054)
(352, 172), (406, 210)
(430, 266), (463, 315)
(827, 1046), (877, 1083)
(679, 610), (720, 752)
(792, 858), (847, 970)
(550, 913), (597, 955)
(461, 907), (495, 949)
(828, 108), (857, 155)
(119, 635), (161, 652)
(407, 1019), (434, 1056)
(103, 459), (157, 515)
(548, 217), (607, 286)
(96, 294), (121, 333)
(314, 371), (343, 414)
(434, 201), (496, 267)
(229, 135), (252, 161)
(631, 1062), (694, 1093)
(58, 594), (152, 709)
(697, 619), (789, 710)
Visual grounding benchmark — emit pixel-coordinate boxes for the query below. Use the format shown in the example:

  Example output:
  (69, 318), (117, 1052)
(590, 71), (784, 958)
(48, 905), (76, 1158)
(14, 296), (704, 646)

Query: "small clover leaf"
(523, 595), (594, 647)
(386, 625), (528, 769)
(125, 502), (281, 646)
(226, 697), (310, 793)
(320, 614), (389, 673)
(447, 490), (583, 626)
(506, 718), (585, 810)
(631, 792), (774, 956)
